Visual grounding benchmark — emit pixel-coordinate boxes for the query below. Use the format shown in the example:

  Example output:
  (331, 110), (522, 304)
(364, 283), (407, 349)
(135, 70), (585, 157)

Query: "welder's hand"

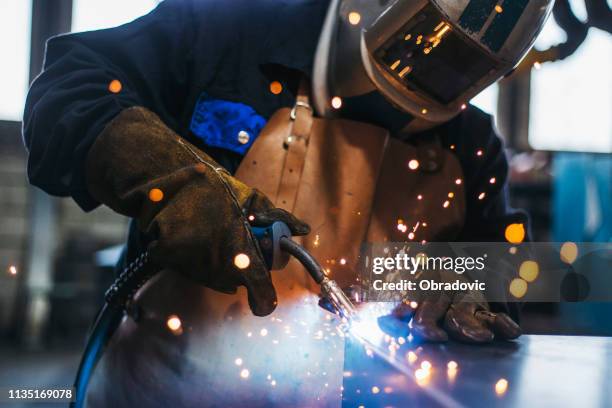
(86, 107), (309, 316)
(379, 275), (520, 343)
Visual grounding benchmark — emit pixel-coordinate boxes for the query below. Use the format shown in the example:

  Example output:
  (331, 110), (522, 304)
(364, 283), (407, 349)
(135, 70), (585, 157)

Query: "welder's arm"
(23, 0), (193, 211)
(86, 107), (309, 316)
(386, 111), (525, 343)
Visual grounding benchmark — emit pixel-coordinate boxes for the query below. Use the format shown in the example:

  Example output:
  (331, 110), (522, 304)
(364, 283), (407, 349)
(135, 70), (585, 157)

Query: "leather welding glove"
(379, 273), (521, 343)
(86, 106), (310, 316)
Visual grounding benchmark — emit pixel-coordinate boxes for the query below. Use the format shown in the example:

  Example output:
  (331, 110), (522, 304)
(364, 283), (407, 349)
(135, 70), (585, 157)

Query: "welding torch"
(73, 221), (357, 408)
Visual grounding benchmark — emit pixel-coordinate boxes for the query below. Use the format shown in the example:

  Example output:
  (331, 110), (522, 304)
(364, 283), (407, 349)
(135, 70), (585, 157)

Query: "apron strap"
(276, 78), (314, 210)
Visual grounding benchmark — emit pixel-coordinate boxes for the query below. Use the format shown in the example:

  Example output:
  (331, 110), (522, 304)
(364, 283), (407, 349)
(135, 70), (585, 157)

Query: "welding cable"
(72, 252), (157, 408)
(279, 236), (326, 283)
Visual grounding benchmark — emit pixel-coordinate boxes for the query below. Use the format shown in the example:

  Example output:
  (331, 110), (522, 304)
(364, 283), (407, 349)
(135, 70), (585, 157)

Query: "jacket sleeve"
(452, 107), (529, 321)
(22, 0), (195, 211)
(454, 108), (530, 243)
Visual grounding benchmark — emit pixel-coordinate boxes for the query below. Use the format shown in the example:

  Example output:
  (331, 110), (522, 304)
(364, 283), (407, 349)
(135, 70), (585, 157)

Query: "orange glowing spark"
(8, 265), (17, 275)
(108, 79), (122, 94)
(390, 59), (401, 70)
(495, 5), (503, 13)
(408, 159), (420, 170)
(443, 200), (450, 208)
(448, 192), (454, 198)
(421, 108), (428, 115)
(504, 223), (525, 244)
(340, 258), (347, 265)
(269, 81), (283, 95)
(455, 178), (462, 185)
(478, 192), (486, 200)
(399, 65), (412, 78)
(240, 368), (250, 379)
(489, 177), (497, 184)
(148, 188), (164, 202)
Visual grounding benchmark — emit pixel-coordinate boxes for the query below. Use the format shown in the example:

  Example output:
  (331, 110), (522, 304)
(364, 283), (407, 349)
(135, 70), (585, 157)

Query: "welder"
(23, 0), (553, 405)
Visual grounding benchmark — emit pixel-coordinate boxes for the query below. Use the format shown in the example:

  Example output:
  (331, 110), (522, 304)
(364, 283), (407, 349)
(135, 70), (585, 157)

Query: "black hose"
(279, 237), (326, 283)
(72, 251), (158, 408)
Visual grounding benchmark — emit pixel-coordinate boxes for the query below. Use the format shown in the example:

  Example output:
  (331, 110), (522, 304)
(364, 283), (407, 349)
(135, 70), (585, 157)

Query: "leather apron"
(90, 85), (466, 408)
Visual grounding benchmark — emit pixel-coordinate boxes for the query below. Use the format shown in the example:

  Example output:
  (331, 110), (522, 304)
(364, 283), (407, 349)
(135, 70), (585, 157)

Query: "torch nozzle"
(279, 236), (358, 321)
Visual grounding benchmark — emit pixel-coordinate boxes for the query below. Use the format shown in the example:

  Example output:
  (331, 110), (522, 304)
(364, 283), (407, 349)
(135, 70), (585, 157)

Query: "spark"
(415, 368), (430, 385)
(421, 108), (428, 115)
(408, 232), (415, 240)
(260, 328), (268, 336)
(371, 386), (380, 394)
(331, 96), (343, 109)
(247, 332), (252, 337)
(495, 378), (509, 395)
(313, 234), (320, 247)
(234, 253), (250, 269)
(450, 144), (456, 150)
(235, 358), (243, 366)
(519, 260), (539, 282)
(340, 258), (347, 265)
(240, 368), (250, 379)
(348, 11), (361, 25)
(148, 188), (164, 202)
(407, 351), (418, 364)
(417, 194), (423, 200)
(166, 315), (182, 333)
(421, 361), (432, 371)
(455, 178), (462, 185)
(390, 59), (401, 70)
(404, 34), (412, 41)
(269, 81), (283, 95)
(461, 104), (467, 110)
(447, 361), (458, 370)
(108, 79), (122, 94)
(248, 214), (255, 221)
(509, 278), (528, 298)
(476, 149), (483, 156)
(534, 61), (542, 70)
(8, 265), (17, 276)
(408, 159), (420, 170)
(489, 177), (497, 184)
(448, 192), (454, 198)
(478, 192), (486, 200)
(271, 380), (276, 386)
(410, 301), (418, 308)
(399, 65), (412, 78)
(504, 223), (525, 244)
(495, 5), (503, 13)
(560, 242), (579, 264)
(443, 200), (450, 208)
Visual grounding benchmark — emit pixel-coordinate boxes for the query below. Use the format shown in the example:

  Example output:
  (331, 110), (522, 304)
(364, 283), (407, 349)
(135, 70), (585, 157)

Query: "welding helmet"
(313, 0), (554, 124)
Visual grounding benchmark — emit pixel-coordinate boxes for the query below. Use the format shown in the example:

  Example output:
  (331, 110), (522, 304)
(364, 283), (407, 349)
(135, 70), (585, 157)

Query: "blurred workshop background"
(0, 0), (610, 390)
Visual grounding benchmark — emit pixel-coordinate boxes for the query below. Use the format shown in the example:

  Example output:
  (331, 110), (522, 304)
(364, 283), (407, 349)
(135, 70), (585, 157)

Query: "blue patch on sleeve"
(190, 94), (267, 155)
